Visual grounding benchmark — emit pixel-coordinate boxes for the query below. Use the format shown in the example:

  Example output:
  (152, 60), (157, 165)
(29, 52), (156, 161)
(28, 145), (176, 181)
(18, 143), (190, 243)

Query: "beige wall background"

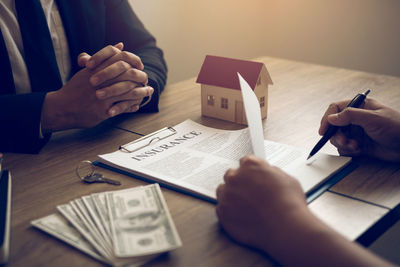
(130, 0), (400, 84)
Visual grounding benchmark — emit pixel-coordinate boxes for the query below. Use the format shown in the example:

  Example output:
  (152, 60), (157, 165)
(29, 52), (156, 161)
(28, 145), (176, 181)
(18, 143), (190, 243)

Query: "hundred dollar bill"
(72, 198), (112, 253)
(31, 213), (109, 264)
(57, 203), (111, 259)
(32, 213), (156, 267)
(91, 192), (112, 238)
(82, 195), (112, 245)
(107, 184), (182, 257)
(91, 187), (144, 242)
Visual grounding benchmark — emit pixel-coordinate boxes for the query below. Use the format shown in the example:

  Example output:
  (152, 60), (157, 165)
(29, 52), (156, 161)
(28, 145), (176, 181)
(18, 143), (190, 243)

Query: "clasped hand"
(41, 42), (154, 132)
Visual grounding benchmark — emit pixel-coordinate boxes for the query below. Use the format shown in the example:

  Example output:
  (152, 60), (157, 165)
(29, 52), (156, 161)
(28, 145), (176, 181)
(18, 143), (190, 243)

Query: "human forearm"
(264, 208), (394, 267)
(40, 91), (74, 133)
(217, 157), (395, 266)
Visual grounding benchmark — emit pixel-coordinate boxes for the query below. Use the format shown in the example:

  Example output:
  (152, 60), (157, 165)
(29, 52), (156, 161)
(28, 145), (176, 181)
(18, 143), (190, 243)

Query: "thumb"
(327, 107), (374, 128)
(77, 52), (91, 67)
(114, 42), (124, 51)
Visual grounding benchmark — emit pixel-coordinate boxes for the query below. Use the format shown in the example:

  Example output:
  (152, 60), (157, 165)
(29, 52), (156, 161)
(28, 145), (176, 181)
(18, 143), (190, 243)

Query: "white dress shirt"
(0, 0), (71, 94)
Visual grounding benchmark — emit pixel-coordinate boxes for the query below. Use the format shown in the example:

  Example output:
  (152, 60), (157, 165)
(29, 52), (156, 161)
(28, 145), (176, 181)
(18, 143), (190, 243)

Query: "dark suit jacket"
(0, 0), (167, 153)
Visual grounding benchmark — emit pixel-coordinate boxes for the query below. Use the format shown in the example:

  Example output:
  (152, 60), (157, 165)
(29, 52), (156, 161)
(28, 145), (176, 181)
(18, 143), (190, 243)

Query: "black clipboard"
(119, 126), (177, 153)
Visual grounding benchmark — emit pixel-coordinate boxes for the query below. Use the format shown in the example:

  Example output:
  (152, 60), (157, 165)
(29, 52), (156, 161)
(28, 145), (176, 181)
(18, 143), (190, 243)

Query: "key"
(83, 173), (121, 185)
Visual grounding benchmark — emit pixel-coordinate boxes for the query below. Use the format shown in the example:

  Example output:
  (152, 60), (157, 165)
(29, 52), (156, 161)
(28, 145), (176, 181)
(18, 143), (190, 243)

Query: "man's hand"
(78, 43), (154, 116)
(41, 67), (111, 132)
(216, 156), (394, 267)
(216, 155), (307, 252)
(319, 98), (400, 162)
(41, 43), (155, 132)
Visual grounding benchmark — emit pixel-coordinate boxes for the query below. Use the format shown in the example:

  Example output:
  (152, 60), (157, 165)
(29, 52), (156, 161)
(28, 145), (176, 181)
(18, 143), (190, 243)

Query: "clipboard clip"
(119, 127), (177, 153)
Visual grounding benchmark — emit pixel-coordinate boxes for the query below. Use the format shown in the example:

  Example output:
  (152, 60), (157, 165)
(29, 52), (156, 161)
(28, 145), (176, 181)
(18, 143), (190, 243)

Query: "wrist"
(41, 91), (75, 132)
(258, 206), (329, 259)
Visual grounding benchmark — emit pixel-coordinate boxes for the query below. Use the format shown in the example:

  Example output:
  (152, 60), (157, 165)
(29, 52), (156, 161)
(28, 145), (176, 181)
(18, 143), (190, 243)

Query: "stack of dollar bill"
(31, 183), (182, 266)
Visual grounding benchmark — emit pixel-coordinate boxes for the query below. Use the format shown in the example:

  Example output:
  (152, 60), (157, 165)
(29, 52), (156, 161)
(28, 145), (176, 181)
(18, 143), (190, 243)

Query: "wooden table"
(3, 57), (400, 266)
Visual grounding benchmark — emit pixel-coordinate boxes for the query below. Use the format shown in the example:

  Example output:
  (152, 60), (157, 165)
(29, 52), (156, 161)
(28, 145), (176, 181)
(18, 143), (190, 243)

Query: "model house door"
(235, 101), (247, 124)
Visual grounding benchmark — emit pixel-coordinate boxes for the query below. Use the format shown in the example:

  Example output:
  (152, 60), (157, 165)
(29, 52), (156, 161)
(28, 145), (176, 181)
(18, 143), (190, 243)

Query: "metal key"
(83, 173), (121, 185)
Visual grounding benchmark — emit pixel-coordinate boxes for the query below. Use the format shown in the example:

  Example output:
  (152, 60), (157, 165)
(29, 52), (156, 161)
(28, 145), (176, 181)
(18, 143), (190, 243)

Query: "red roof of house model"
(196, 55), (266, 90)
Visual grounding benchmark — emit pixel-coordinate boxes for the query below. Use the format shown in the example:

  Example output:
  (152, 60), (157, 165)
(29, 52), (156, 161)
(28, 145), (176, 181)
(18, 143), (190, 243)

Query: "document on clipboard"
(119, 127), (177, 153)
(98, 119), (351, 202)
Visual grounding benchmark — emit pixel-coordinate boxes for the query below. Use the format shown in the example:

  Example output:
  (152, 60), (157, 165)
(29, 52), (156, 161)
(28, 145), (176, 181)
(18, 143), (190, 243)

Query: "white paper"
(99, 120), (351, 200)
(238, 72), (266, 159)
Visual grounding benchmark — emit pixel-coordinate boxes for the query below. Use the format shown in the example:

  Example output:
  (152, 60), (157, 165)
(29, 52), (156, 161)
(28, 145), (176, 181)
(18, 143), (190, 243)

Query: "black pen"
(307, 89), (371, 160)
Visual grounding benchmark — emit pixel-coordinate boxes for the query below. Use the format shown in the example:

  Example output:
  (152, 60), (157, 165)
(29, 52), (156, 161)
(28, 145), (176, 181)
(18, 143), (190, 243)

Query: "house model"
(196, 55), (273, 125)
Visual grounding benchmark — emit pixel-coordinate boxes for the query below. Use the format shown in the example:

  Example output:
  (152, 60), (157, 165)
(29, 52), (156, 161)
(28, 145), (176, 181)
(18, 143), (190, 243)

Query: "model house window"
(221, 98), (228, 109)
(257, 77), (261, 86)
(260, 96), (265, 107)
(207, 95), (215, 106)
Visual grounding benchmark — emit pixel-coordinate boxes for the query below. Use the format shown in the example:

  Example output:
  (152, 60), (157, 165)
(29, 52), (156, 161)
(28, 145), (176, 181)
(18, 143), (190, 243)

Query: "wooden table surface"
(3, 57), (400, 266)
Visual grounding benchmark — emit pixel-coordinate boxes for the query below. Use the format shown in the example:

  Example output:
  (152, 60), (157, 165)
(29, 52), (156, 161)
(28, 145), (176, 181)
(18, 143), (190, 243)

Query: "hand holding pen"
(309, 92), (400, 162)
(308, 90), (370, 159)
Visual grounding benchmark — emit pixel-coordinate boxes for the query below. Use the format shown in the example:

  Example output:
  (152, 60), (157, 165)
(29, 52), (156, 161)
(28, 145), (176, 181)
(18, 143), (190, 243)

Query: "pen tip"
(307, 155), (311, 160)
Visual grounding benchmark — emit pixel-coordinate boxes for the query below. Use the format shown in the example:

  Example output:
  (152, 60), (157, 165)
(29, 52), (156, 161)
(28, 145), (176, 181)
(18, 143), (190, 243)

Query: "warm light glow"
(131, 0), (400, 83)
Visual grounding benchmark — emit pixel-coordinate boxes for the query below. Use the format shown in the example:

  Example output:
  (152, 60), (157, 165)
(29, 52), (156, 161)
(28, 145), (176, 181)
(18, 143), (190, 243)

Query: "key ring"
(76, 160), (96, 180)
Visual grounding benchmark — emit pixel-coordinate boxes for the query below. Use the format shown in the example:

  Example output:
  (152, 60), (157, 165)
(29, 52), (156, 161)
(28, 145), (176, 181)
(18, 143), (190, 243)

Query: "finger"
(120, 50), (144, 70)
(223, 168), (237, 184)
(319, 97), (375, 135)
(329, 132), (348, 148)
(240, 155), (255, 166)
(90, 61), (131, 86)
(320, 97), (380, 134)
(96, 81), (140, 100)
(327, 107), (377, 128)
(108, 100), (139, 117)
(77, 52), (91, 67)
(239, 155), (266, 167)
(319, 102), (344, 135)
(127, 104), (140, 113)
(347, 139), (360, 151)
(330, 135), (360, 153)
(337, 146), (362, 157)
(111, 67), (148, 85)
(114, 42), (124, 51)
(111, 86), (154, 103)
(86, 43), (123, 69)
(94, 50), (144, 72)
(362, 98), (383, 110)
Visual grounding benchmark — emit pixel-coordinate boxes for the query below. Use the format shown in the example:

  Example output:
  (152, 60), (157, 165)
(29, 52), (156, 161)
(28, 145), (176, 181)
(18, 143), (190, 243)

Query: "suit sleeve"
(105, 0), (168, 113)
(0, 92), (50, 153)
